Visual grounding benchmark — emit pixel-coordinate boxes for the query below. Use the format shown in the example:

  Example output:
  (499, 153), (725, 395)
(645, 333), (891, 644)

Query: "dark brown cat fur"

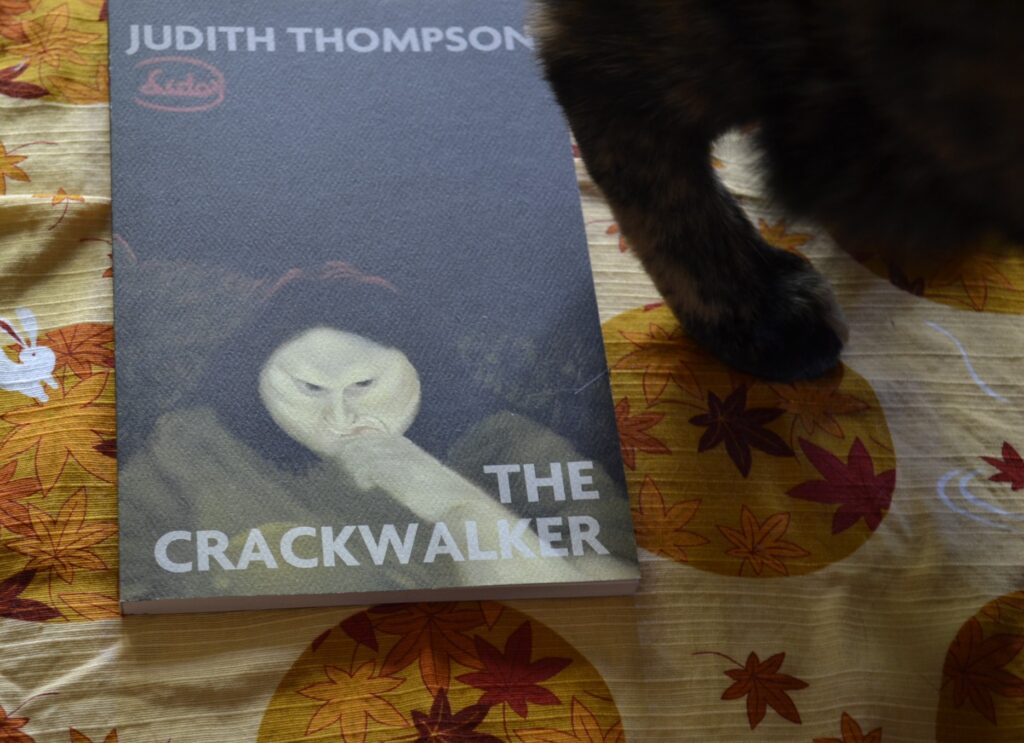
(534, 0), (1024, 381)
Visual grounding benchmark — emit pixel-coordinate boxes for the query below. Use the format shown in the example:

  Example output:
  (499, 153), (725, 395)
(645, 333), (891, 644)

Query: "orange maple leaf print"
(769, 369), (868, 439)
(44, 64), (109, 104)
(0, 0), (32, 41)
(298, 661), (407, 741)
(712, 651), (809, 729)
(0, 706), (32, 743)
(32, 187), (84, 229)
(614, 397), (670, 469)
(814, 712), (882, 743)
(0, 372), (116, 493)
(60, 592), (120, 620)
(78, 0), (105, 14)
(5, 489), (116, 584)
(632, 476), (708, 562)
(605, 223), (630, 253)
(717, 506), (809, 576)
(613, 323), (701, 405)
(0, 460), (40, 535)
(42, 323), (115, 379)
(930, 254), (1015, 311)
(70, 729), (118, 743)
(0, 141), (30, 195)
(516, 697), (625, 743)
(370, 602), (485, 695)
(942, 617), (1024, 725)
(981, 592), (1024, 623)
(758, 219), (813, 257)
(10, 5), (100, 70)
(32, 187), (84, 206)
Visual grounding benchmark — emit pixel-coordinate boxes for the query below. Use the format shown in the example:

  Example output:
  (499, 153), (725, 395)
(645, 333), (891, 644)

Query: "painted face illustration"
(258, 327), (421, 456)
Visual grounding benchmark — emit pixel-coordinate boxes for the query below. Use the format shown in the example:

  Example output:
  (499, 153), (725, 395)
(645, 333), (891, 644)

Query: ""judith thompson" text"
(125, 24), (534, 55)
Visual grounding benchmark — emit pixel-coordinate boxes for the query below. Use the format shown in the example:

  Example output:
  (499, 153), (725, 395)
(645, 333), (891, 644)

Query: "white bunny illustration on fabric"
(0, 308), (58, 403)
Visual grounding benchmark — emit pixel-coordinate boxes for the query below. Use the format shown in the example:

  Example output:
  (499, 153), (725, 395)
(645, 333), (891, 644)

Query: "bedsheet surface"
(0, 4), (1022, 741)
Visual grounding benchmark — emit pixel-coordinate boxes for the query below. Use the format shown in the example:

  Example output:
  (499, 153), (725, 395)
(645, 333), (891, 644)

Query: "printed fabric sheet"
(0, 4), (1022, 742)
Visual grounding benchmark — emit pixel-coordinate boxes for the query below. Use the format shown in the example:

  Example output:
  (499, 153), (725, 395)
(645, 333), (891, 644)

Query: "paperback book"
(109, 0), (640, 614)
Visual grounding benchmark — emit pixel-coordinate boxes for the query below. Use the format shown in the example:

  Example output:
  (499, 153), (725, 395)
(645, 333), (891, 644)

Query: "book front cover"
(109, 0), (639, 611)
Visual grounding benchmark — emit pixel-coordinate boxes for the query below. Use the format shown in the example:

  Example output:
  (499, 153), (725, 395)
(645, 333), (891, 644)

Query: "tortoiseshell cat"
(534, 1), (1024, 381)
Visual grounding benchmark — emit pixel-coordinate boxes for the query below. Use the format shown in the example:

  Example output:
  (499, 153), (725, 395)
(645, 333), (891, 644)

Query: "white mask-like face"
(258, 327), (421, 457)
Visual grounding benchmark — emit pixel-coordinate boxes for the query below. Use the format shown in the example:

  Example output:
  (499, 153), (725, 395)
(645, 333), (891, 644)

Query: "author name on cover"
(125, 24), (534, 56)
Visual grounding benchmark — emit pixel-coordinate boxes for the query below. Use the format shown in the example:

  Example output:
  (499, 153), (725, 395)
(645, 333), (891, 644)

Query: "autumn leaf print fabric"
(604, 304), (898, 579)
(1, 6), (1023, 742)
(259, 603), (623, 743)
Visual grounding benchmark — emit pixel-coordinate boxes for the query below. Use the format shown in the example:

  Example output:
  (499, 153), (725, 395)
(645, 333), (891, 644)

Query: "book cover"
(109, 0), (639, 614)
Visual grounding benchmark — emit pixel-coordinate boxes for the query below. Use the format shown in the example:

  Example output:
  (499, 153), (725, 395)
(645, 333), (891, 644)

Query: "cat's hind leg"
(535, 1), (847, 381)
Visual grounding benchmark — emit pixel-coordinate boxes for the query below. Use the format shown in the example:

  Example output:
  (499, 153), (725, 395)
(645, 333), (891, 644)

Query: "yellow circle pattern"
(259, 602), (624, 742)
(854, 237), (1024, 315)
(604, 305), (896, 577)
(936, 591), (1024, 741)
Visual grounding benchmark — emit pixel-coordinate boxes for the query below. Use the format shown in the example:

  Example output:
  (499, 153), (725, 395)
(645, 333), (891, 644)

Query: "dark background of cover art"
(108, 1), (624, 480)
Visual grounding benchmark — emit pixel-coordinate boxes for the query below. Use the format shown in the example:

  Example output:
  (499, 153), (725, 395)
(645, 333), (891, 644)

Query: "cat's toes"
(686, 251), (847, 382)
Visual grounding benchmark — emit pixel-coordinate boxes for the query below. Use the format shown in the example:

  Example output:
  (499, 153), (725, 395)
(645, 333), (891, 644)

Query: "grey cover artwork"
(108, 0), (640, 613)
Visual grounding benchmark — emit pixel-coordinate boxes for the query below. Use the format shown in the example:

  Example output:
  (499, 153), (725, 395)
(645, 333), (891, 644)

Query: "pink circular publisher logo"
(133, 56), (226, 113)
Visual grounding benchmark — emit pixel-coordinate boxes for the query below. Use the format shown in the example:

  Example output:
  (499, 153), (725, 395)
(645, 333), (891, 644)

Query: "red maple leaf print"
(614, 397), (670, 470)
(0, 569), (60, 621)
(310, 629), (331, 653)
(689, 386), (794, 477)
(0, 62), (47, 100)
(813, 712), (882, 743)
(93, 435), (116, 459)
(981, 592), (1024, 624)
(340, 610), (379, 651)
(788, 438), (895, 534)
(758, 219), (812, 258)
(888, 262), (926, 297)
(943, 617), (1024, 724)
(411, 688), (503, 743)
(456, 621), (572, 718)
(719, 652), (808, 729)
(982, 442), (1024, 491)
(371, 603), (485, 695)
(480, 601), (503, 629)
